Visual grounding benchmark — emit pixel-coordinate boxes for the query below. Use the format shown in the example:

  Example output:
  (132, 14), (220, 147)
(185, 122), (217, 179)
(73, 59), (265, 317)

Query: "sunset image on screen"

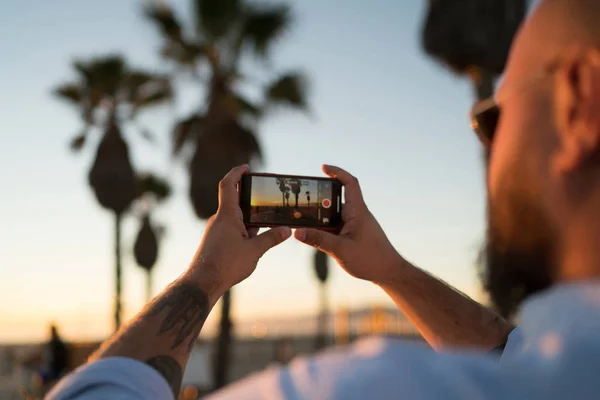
(249, 176), (335, 227)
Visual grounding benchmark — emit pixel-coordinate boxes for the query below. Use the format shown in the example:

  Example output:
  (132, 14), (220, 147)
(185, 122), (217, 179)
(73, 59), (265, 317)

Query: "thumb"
(294, 228), (341, 254)
(251, 227), (292, 255)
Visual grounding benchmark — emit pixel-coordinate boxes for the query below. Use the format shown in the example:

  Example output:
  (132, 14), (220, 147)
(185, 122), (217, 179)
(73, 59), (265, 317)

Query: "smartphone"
(239, 172), (343, 229)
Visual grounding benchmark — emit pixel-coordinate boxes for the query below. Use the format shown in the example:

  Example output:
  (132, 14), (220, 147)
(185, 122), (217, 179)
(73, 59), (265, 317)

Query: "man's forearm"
(89, 271), (222, 398)
(379, 258), (514, 351)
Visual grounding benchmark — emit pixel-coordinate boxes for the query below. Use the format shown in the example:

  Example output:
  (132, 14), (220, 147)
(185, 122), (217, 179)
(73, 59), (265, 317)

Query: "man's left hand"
(185, 165), (292, 301)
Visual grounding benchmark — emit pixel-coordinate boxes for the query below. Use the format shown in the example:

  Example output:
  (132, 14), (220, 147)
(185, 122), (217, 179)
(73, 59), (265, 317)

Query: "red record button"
(322, 198), (332, 209)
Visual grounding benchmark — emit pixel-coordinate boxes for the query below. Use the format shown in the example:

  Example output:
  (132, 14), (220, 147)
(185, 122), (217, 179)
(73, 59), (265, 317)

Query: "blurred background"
(0, 0), (530, 398)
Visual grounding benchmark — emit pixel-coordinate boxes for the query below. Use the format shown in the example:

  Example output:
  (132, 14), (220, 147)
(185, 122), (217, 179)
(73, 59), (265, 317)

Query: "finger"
(218, 164), (249, 212)
(294, 228), (342, 254)
(322, 165), (365, 206)
(251, 227), (292, 255)
(247, 227), (260, 238)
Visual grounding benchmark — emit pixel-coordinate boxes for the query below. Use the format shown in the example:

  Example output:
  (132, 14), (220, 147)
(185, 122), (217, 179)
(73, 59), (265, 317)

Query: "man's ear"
(552, 50), (600, 175)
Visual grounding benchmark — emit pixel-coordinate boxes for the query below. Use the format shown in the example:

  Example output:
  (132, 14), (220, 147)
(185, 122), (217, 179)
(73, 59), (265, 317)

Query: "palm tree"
(53, 55), (172, 331)
(289, 179), (301, 208)
(306, 191), (311, 207)
(145, 0), (309, 389)
(133, 173), (172, 303)
(313, 249), (330, 351)
(276, 177), (288, 207)
(421, 0), (527, 100)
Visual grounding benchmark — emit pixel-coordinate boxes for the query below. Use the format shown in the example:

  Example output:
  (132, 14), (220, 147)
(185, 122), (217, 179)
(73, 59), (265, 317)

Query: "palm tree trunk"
(214, 289), (233, 390)
(114, 212), (123, 332)
(315, 284), (328, 351)
(146, 270), (153, 303)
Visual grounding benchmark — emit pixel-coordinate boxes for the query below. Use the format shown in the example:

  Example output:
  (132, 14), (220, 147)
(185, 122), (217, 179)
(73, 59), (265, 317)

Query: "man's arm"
(47, 165), (291, 400)
(378, 259), (513, 350)
(294, 165), (513, 351)
(88, 278), (216, 398)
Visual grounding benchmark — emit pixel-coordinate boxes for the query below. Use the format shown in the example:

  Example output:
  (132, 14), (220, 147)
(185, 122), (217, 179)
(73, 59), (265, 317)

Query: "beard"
(480, 189), (557, 319)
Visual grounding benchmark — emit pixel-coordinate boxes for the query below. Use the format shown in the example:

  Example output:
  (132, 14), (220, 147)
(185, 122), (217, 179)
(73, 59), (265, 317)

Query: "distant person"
(39, 325), (69, 387)
(47, 0), (600, 399)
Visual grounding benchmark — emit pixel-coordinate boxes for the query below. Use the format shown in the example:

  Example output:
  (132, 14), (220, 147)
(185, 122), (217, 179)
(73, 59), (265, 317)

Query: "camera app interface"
(249, 176), (337, 227)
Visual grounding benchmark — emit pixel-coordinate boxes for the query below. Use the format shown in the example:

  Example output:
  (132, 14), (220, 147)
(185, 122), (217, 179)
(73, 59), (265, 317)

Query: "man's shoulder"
(316, 337), (514, 399)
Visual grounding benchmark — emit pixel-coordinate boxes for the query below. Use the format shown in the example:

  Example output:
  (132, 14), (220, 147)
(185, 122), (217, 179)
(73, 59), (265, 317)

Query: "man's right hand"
(294, 165), (404, 286)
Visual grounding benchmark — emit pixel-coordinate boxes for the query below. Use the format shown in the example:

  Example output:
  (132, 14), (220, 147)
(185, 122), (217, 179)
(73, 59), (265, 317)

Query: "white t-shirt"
(48, 281), (600, 400)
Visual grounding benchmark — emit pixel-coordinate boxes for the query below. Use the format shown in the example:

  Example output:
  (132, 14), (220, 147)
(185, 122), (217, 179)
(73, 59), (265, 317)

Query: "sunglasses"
(470, 98), (500, 147)
(469, 60), (566, 147)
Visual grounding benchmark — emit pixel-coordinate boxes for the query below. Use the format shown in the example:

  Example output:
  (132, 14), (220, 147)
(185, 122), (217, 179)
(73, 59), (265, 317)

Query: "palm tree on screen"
(53, 55), (172, 331)
(276, 177), (288, 207)
(290, 179), (301, 208)
(145, 0), (310, 388)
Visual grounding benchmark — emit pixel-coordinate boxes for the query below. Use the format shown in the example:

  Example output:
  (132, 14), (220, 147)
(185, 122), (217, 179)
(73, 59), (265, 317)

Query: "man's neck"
(559, 206), (600, 281)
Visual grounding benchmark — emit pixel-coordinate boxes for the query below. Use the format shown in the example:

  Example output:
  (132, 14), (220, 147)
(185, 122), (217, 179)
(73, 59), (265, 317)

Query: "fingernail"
(295, 229), (307, 242)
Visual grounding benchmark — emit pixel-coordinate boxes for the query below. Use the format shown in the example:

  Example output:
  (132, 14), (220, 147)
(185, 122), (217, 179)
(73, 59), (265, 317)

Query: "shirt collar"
(518, 279), (600, 341)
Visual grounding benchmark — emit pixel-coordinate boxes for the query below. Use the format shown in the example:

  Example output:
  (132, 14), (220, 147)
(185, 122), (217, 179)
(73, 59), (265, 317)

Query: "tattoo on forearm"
(149, 282), (210, 349)
(146, 356), (183, 399)
(145, 282), (211, 397)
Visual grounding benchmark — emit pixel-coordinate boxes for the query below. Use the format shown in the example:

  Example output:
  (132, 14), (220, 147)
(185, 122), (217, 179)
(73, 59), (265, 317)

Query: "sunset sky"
(250, 177), (319, 207)
(0, 0), (523, 343)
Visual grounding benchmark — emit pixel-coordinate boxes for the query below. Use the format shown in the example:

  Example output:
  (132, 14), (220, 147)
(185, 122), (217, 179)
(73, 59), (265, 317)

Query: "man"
(48, 0), (600, 398)
(39, 325), (69, 386)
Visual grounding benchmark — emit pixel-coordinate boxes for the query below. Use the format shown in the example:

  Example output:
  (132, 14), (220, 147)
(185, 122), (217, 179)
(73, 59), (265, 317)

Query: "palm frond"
(69, 133), (87, 151)
(73, 61), (93, 85)
(193, 0), (242, 39)
(135, 86), (173, 109)
(180, 40), (207, 65)
(265, 72), (308, 110)
(144, 3), (183, 42)
(53, 83), (83, 105)
(128, 72), (173, 115)
(128, 71), (156, 90)
(73, 55), (127, 98)
(242, 5), (290, 57)
(233, 93), (263, 119)
(136, 173), (172, 202)
(161, 39), (207, 67)
(172, 114), (204, 156)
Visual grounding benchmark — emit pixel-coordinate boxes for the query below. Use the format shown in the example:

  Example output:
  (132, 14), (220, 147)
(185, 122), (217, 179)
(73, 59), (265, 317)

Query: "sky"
(1, 0), (493, 343)
(250, 176), (320, 207)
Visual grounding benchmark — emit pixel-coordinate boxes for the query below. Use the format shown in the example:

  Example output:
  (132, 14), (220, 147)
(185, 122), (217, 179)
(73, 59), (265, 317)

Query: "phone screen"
(240, 174), (342, 229)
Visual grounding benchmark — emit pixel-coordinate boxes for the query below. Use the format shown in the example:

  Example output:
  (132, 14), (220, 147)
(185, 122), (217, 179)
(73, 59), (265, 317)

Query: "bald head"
(536, 0), (600, 43)
(504, 0), (600, 85)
